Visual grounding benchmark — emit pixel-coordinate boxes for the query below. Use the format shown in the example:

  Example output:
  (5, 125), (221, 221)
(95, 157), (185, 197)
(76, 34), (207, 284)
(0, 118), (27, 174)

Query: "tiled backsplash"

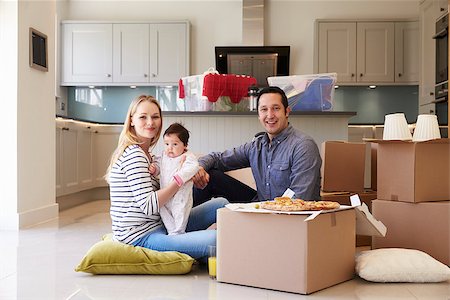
(67, 85), (419, 124)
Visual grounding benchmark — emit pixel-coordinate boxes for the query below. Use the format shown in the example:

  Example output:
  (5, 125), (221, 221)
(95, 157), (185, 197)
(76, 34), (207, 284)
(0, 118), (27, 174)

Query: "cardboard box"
(321, 141), (366, 192)
(376, 139), (450, 202)
(321, 190), (378, 247)
(320, 190), (377, 209)
(370, 143), (377, 190)
(372, 199), (450, 265)
(217, 201), (386, 294)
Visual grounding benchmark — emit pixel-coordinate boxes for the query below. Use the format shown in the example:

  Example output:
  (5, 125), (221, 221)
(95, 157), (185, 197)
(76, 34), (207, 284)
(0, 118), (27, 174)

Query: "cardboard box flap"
(350, 195), (387, 237)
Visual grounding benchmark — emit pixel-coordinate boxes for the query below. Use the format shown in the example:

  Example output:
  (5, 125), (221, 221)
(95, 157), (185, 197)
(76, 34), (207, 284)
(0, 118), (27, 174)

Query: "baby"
(150, 123), (199, 235)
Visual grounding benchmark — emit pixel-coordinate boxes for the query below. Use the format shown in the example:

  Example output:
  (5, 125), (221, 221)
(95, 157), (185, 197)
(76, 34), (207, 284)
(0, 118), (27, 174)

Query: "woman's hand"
(192, 166), (210, 189)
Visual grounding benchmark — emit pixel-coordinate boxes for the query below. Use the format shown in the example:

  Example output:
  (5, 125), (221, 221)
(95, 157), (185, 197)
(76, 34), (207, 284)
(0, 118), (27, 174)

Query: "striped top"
(108, 144), (162, 244)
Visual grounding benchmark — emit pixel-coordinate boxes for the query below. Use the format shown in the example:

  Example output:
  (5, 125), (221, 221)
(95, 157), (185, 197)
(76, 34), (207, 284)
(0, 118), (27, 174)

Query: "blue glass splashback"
(67, 85), (418, 125)
(334, 85), (418, 124)
(67, 86), (181, 123)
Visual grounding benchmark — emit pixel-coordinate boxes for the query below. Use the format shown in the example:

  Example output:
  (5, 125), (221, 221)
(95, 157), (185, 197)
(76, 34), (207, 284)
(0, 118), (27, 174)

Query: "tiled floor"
(0, 200), (449, 300)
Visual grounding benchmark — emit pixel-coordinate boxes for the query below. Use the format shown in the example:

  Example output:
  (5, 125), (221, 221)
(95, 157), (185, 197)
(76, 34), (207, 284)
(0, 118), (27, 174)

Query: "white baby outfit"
(157, 151), (199, 235)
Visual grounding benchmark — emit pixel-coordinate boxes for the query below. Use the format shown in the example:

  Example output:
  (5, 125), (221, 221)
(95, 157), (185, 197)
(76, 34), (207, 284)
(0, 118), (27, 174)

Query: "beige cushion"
(356, 248), (450, 283)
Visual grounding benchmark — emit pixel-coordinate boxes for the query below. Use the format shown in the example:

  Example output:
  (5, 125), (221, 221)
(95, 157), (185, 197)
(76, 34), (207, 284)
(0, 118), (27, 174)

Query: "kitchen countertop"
(56, 111), (357, 125)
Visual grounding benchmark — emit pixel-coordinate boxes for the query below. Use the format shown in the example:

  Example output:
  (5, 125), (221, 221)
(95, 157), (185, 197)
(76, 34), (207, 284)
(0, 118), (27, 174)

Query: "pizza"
(260, 197), (340, 211)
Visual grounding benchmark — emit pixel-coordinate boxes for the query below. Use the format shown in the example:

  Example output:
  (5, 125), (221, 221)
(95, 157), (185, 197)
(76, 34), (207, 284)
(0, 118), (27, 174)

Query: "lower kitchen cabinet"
(56, 120), (120, 197)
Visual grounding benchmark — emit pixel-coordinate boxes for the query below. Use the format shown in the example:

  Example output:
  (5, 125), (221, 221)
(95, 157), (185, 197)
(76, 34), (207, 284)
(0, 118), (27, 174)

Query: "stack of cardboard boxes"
(371, 139), (450, 266)
(320, 141), (378, 246)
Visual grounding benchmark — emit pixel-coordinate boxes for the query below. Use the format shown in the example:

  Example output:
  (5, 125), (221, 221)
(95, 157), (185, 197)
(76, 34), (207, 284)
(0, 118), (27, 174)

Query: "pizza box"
(217, 195), (386, 294)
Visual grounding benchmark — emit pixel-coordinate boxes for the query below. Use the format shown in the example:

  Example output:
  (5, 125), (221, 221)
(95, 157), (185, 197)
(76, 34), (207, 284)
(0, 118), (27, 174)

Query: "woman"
(106, 95), (228, 259)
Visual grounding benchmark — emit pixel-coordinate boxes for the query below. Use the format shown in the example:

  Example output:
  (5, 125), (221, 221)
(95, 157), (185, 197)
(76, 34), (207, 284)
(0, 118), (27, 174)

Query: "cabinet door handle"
(62, 127), (69, 131)
(440, 7), (445, 11)
(430, 92), (435, 96)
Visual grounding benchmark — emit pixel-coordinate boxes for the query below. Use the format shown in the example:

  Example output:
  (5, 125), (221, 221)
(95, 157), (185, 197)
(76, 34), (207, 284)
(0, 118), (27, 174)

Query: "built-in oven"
(433, 13), (448, 128)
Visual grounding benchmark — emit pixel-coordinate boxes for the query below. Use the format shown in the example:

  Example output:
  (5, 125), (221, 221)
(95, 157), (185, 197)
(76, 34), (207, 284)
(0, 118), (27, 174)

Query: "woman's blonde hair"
(105, 95), (162, 180)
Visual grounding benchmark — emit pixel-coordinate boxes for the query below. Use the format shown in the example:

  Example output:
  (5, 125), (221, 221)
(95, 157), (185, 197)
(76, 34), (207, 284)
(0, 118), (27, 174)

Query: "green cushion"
(75, 234), (195, 275)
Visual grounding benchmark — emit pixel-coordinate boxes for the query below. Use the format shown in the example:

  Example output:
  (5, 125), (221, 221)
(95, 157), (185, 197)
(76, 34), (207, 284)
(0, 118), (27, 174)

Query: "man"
(192, 86), (322, 205)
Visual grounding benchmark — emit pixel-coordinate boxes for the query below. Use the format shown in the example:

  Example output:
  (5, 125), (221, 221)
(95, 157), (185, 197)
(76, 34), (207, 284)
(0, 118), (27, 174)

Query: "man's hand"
(192, 166), (210, 189)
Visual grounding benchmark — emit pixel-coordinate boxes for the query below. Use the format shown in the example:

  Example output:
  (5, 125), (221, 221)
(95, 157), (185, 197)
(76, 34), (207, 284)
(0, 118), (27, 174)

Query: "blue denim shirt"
(198, 125), (322, 201)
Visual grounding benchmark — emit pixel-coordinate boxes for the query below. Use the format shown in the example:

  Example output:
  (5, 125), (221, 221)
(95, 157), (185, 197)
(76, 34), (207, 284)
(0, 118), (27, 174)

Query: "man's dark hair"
(256, 86), (289, 111)
(163, 123), (190, 146)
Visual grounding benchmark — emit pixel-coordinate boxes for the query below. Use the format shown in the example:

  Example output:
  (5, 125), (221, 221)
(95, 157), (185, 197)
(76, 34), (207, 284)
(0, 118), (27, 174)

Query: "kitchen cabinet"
(62, 23), (113, 84)
(113, 23), (188, 84)
(56, 120), (118, 197)
(92, 127), (120, 187)
(316, 20), (418, 85)
(419, 0), (439, 114)
(62, 21), (189, 86)
(437, 0), (448, 17)
(394, 21), (420, 83)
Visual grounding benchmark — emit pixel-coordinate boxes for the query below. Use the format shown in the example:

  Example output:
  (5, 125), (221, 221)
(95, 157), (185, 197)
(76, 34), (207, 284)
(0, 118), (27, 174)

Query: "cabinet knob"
(398, 73), (402, 77)
(359, 73), (363, 77)
(351, 73), (355, 77)
(151, 73), (156, 78)
(62, 127), (69, 131)
(430, 92), (435, 96)
(440, 7), (445, 11)
(430, 110), (435, 113)
(107, 74), (111, 78)
(144, 74), (148, 78)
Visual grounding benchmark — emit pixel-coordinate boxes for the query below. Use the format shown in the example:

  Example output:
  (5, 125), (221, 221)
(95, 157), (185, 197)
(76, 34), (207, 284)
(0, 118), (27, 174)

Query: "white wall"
(0, 1), (19, 230)
(64, 0), (419, 75)
(1, 1), (58, 230)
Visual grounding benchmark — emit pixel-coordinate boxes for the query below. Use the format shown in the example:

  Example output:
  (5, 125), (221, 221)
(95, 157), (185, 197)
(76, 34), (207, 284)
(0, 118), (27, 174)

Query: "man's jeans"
(193, 169), (257, 207)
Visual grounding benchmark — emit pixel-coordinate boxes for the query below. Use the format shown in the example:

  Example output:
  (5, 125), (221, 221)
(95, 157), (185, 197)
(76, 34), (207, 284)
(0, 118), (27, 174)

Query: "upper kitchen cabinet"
(316, 20), (419, 85)
(394, 21), (420, 83)
(437, 0), (448, 17)
(356, 22), (395, 83)
(113, 22), (188, 84)
(62, 23), (113, 84)
(61, 21), (189, 86)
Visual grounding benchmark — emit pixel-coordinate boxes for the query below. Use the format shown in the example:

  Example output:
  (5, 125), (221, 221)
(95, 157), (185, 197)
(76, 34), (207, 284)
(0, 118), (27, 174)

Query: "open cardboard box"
(373, 138), (450, 203)
(217, 196), (386, 294)
(321, 141), (366, 192)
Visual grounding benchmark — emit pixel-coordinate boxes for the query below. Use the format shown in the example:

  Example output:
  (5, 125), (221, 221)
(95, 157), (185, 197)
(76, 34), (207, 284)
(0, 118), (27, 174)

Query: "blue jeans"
(132, 197), (229, 259)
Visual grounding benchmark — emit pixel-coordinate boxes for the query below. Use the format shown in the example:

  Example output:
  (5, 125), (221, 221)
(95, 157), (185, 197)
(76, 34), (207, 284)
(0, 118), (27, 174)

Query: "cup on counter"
(383, 113), (412, 141)
(208, 245), (217, 279)
(412, 114), (441, 142)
